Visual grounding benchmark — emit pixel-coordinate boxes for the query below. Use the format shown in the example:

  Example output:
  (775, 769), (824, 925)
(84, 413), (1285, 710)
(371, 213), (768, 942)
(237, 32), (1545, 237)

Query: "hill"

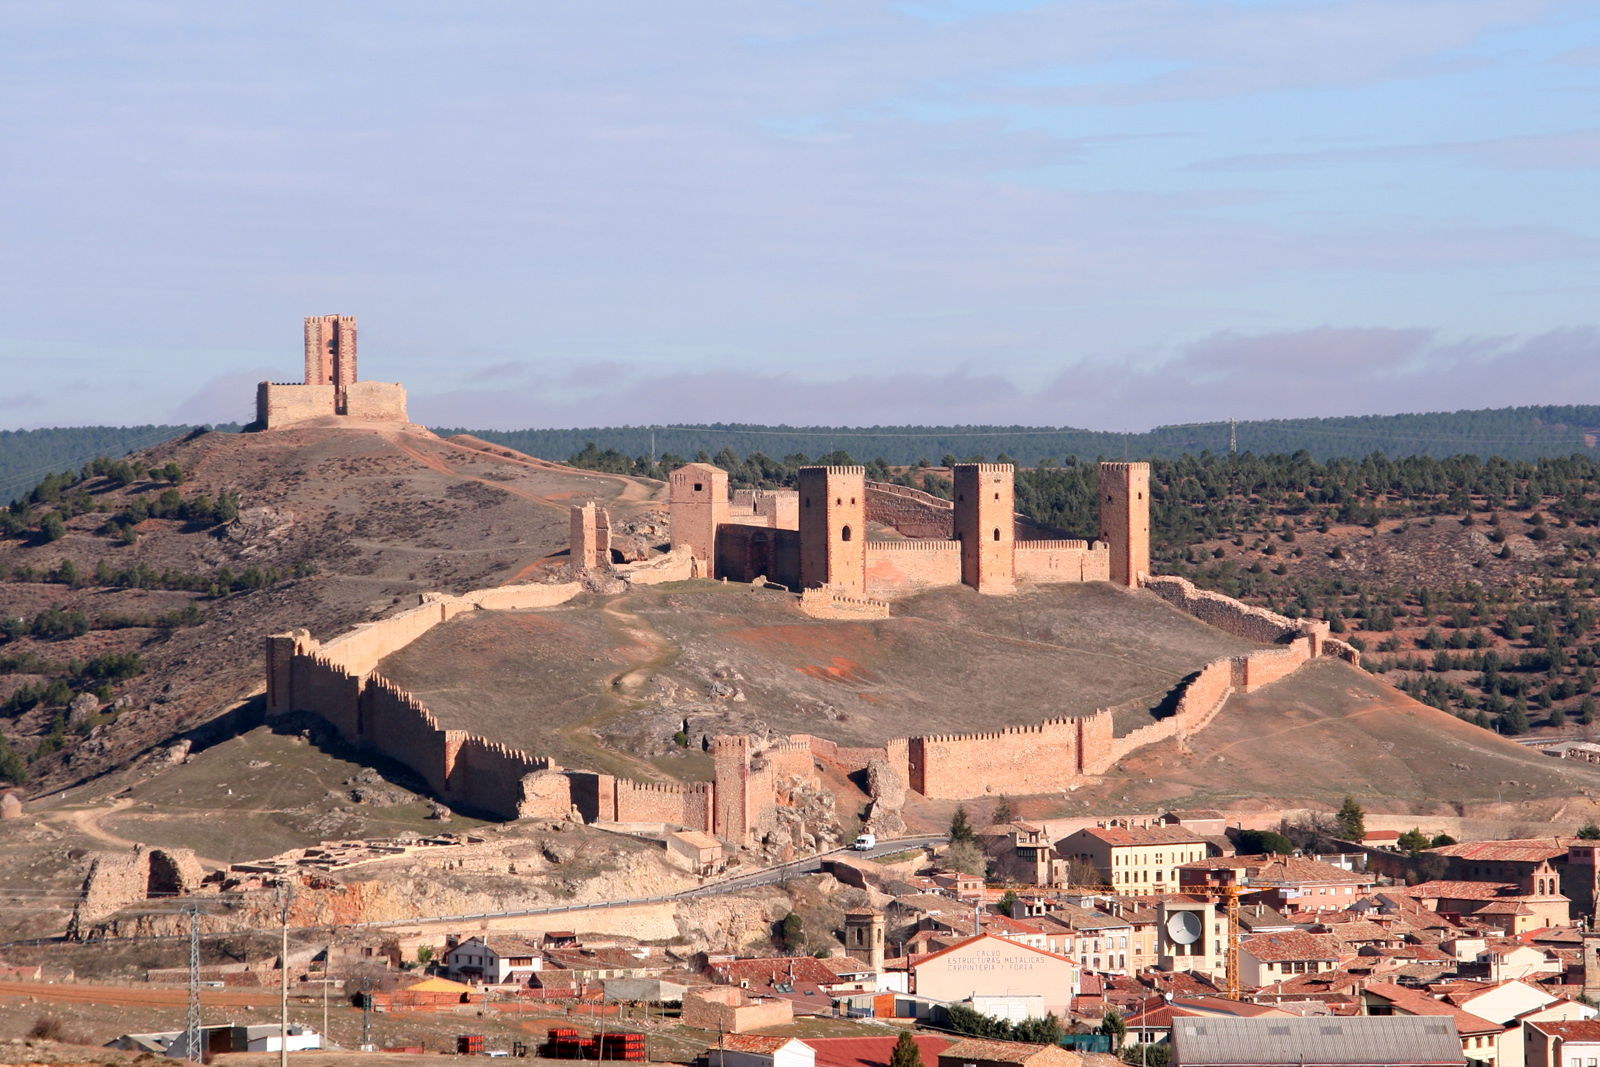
(0, 423), (662, 791)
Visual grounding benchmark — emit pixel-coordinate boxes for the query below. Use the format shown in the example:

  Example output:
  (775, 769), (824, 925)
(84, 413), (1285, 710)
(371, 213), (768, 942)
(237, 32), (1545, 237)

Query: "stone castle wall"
(343, 381), (409, 421)
(1143, 574), (1330, 655)
(864, 539), (962, 593)
(613, 780), (714, 829)
(798, 587), (891, 619)
(1014, 540), (1110, 583)
(256, 382), (337, 429)
(865, 482), (954, 539)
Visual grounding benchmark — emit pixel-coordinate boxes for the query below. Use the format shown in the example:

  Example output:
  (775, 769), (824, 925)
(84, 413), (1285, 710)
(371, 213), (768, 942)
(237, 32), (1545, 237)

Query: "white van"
(852, 832), (876, 851)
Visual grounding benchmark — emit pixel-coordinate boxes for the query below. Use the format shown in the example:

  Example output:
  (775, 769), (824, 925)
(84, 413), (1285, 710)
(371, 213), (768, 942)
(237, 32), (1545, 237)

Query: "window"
(693, 483), (703, 492)
(841, 526), (853, 541)
(993, 528), (1001, 541)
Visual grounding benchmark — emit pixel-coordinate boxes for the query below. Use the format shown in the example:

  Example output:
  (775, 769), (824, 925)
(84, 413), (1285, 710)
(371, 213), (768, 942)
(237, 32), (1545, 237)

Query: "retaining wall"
(798, 587), (892, 619)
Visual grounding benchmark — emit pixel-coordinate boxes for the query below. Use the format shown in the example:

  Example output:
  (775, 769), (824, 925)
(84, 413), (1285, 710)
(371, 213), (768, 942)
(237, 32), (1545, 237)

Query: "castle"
(647, 460), (1146, 600)
(266, 453), (1357, 847)
(255, 315), (409, 429)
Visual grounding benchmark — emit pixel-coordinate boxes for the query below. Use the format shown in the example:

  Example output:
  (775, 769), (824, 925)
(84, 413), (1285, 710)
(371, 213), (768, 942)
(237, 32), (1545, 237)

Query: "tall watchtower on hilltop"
(1099, 461), (1150, 588)
(953, 463), (1016, 594)
(798, 466), (866, 593)
(304, 315), (358, 406)
(669, 463), (729, 579)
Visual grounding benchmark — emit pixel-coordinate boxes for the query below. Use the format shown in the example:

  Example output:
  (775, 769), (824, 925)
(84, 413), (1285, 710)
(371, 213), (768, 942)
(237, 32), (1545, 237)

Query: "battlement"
(919, 716), (1081, 744)
(1099, 461), (1149, 474)
(870, 539), (959, 551)
(811, 465), (866, 476)
(1016, 539), (1097, 551)
(963, 463), (1015, 474)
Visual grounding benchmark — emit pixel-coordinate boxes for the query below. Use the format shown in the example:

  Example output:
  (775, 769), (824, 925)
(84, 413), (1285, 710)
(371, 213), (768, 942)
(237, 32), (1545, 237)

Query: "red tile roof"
(1527, 1020), (1600, 1040)
(1241, 932), (1347, 963)
(1361, 981), (1504, 1035)
(808, 1036), (953, 1067)
(1072, 825), (1208, 847)
(1428, 839), (1570, 863)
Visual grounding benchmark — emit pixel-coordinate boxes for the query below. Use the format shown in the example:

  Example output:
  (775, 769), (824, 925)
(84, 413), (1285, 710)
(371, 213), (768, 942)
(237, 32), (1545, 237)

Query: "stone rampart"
(865, 482), (954, 539)
(613, 780), (714, 831)
(910, 717), (1093, 799)
(798, 587), (891, 620)
(256, 382), (337, 429)
(343, 380), (409, 421)
(1233, 637), (1313, 691)
(864, 540), (962, 593)
(1015, 541), (1110, 583)
(615, 546), (697, 586)
(1143, 574), (1327, 652)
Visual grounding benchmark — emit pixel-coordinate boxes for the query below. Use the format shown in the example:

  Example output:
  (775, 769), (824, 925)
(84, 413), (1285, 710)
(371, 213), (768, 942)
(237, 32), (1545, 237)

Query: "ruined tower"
(569, 502), (611, 572)
(843, 910), (886, 971)
(670, 463), (729, 579)
(798, 466), (866, 593)
(953, 463), (1016, 594)
(303, 315), (358, 406)
(1098, 461), (1150, 588)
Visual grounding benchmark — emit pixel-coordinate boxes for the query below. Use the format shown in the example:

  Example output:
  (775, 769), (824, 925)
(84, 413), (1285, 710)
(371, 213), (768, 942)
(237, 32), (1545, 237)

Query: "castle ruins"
(649, 460), (1143, 601)
(256, 315), (409, 429)
(266, 459), (1359, 850)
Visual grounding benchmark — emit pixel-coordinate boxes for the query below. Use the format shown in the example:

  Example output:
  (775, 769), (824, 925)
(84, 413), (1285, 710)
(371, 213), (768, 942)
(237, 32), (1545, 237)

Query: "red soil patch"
(798, 656), (877, 684)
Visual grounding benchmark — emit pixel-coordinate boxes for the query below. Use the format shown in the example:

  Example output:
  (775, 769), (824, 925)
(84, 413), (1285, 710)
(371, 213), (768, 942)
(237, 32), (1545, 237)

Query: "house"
(683, 986), (795, 1033)
(1361, 982), (1504, 1065)
(1160, 810), (1229, 838)
(807, 1035), (954, 1067)
(1237, 932), (1348, 989)
(444, 935), (544, 985)
(1178, 854), (1376, 914)
(1058, 825), (1211, 892)
(911, 934), (1078, 1018)
(1168, 1015), (1465, 1067)
(708, 956), (864, 1012)
(1123, 995), (1292, 1047)
(706, 1035), (816, 1067)
(981, 823), (1062, 886)
(1477, 944), (1559, 982)
(1402, 863), (1570, 934)
(936, 1037), (1083, 1067)
(1525, 1020), (1600, 1067)
(666, 830), (724, 874)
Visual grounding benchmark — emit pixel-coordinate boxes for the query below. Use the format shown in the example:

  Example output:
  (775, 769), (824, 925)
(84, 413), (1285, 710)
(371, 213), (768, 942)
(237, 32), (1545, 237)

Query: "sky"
(2, 0), (1598, 431)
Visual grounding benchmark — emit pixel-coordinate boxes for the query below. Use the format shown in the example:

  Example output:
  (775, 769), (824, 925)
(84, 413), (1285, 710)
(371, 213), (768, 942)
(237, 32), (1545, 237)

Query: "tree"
(1397, 828), (1431, 853)
(1335, 796), (1366, 841)
(39, 512), (66, 542)
(1578, 823), (1600, 841)
(992, 796), (1017, 826)
(1121, 1045), (1169, 1067)
(1099, 1009), (1126, 1053)
(416, 945), (435, 967)
(950, 805), (976, 844)
(998, 889), (1020, 914)
(777, 912), (804, 950)
(943, 840), (986, 877)
(1430, 833), (1457, 848)
(890, 1030), (924, 1067)
(1236, 829), (1293, 855)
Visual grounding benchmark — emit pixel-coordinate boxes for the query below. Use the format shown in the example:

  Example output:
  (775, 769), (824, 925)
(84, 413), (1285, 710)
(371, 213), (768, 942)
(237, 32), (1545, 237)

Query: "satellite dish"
(1166, 910), (1203, 946)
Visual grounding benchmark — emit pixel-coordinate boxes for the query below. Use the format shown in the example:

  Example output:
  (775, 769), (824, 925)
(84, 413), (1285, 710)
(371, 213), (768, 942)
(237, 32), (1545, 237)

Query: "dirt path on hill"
(444, 435), (663, 503)
(381, 433), (566, 512)
(46, 798), (141, 852)
(546, 596), (684, 784)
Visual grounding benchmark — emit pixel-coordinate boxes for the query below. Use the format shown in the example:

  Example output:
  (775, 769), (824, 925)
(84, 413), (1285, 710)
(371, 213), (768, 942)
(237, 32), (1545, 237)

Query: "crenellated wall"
(614, 780), (714, 829)
(1014, 540), (1110, 583)
(865, 540), (962, 593)
(798, 587), (891, 619)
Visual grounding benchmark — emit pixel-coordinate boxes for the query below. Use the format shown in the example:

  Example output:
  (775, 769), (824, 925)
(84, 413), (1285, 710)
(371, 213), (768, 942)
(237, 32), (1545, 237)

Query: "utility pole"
(360, 976), (373, 1051)
(322, 942), (331, 1050)
(1229, 418), (1238, 455)
(278, 881), (294, 1067)
(184, 902), (202, 1064)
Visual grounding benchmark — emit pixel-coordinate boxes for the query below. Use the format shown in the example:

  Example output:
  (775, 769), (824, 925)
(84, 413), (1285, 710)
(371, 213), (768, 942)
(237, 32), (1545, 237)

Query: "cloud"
(1192, 129), (1600, 172)
(407, 325), (1600, 432)
(168, 369), (276, 425)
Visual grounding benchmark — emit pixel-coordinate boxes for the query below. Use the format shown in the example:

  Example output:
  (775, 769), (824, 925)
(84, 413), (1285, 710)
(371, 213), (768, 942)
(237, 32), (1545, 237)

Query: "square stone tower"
(569, 502), (611, 572)
(669, 463), (729, 578)
(304, 315), (358, 394)
(1098, 461), (1150, 588)
(953, 463), (1016, 594)
(798, 466), (866, 593)
(843, 910), (886, 971)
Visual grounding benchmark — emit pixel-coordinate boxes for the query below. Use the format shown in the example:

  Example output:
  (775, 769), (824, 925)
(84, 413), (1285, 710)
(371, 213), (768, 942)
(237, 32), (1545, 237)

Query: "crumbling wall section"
(1143, 575), (1329, 653)
(798, 587), (891, 619)
(616, 546), (699, 586)
(865, 482), (954, 538)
